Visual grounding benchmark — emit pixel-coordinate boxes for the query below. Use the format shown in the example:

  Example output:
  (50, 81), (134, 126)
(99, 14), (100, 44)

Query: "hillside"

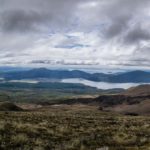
(107, 100), (150, 115)
(52, 85), (150, 115)
(98, 92), (150, 115)
(0, 102), (23, 111)
(0, 106), (149, 149)
(123, 84), (150, 96)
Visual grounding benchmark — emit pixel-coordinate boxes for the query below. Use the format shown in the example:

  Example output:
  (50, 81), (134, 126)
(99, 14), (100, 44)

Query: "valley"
(0, 69), (150, 150)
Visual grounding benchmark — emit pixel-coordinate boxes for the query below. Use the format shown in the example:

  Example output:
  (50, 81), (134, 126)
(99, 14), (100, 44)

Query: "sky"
(0, 0), (150, 70)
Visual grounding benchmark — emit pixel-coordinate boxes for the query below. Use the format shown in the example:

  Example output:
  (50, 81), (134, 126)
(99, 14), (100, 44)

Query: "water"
(1, 78), (148, 89)
(8, 79), (39, 84)
(61, 78), (147, 89)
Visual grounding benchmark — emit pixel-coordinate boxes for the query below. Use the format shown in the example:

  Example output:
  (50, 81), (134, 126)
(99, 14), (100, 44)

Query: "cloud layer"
(0, 0), (150, 69)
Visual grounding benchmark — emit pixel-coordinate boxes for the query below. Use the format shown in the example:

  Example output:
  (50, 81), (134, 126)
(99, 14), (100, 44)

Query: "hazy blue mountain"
(108, 70), (150, 83)
(2, 68), (107, 81)
(0, 67), (30, 73)
(1, 68), (150, 83)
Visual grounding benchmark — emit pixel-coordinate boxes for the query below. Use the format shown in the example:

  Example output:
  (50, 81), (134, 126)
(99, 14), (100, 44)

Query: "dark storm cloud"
(1, 10), (45, 32)
(103, 0), (150, 40)
(104, 14), (131, 38)
(0, 0), (90, 33)
(124, 24), (150, 44)
(0, 0), (150, 68)
(0, 0), (149, 38)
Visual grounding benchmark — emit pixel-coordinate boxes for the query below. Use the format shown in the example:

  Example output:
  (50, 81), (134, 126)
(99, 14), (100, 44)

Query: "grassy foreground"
(0, 106), (150, 150)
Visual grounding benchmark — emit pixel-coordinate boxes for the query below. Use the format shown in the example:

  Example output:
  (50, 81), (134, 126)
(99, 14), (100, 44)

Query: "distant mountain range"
(1, 68), (150, 83)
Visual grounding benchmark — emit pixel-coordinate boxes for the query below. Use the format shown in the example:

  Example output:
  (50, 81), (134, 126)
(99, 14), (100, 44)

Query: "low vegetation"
(0, 88), (99, 104)
(0, 84), (149, 149)
(0, 106), (149, 150)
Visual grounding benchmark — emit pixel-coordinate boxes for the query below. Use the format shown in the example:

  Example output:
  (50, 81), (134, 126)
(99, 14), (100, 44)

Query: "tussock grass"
(0, 107), (149, 150)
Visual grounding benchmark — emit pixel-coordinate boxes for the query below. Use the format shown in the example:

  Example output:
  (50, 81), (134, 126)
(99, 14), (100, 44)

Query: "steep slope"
(0, 102), (23, 111)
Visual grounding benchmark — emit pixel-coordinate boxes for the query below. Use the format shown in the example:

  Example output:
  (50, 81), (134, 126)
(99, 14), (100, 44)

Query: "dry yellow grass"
(0, 105), (149, 150)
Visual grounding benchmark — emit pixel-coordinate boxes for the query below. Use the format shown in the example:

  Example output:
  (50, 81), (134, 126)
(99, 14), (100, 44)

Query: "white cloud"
(0, 0), (150, 69)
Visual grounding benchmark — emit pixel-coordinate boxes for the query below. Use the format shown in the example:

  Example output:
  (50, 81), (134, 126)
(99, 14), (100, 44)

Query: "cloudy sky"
(0, 0), (150, 70)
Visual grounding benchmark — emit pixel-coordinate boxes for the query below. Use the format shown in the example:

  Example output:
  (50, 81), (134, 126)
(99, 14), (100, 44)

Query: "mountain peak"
(31, 68), (49, 71)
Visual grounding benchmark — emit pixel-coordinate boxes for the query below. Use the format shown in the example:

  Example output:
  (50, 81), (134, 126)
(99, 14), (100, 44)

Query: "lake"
(61, 78), (147, 89)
